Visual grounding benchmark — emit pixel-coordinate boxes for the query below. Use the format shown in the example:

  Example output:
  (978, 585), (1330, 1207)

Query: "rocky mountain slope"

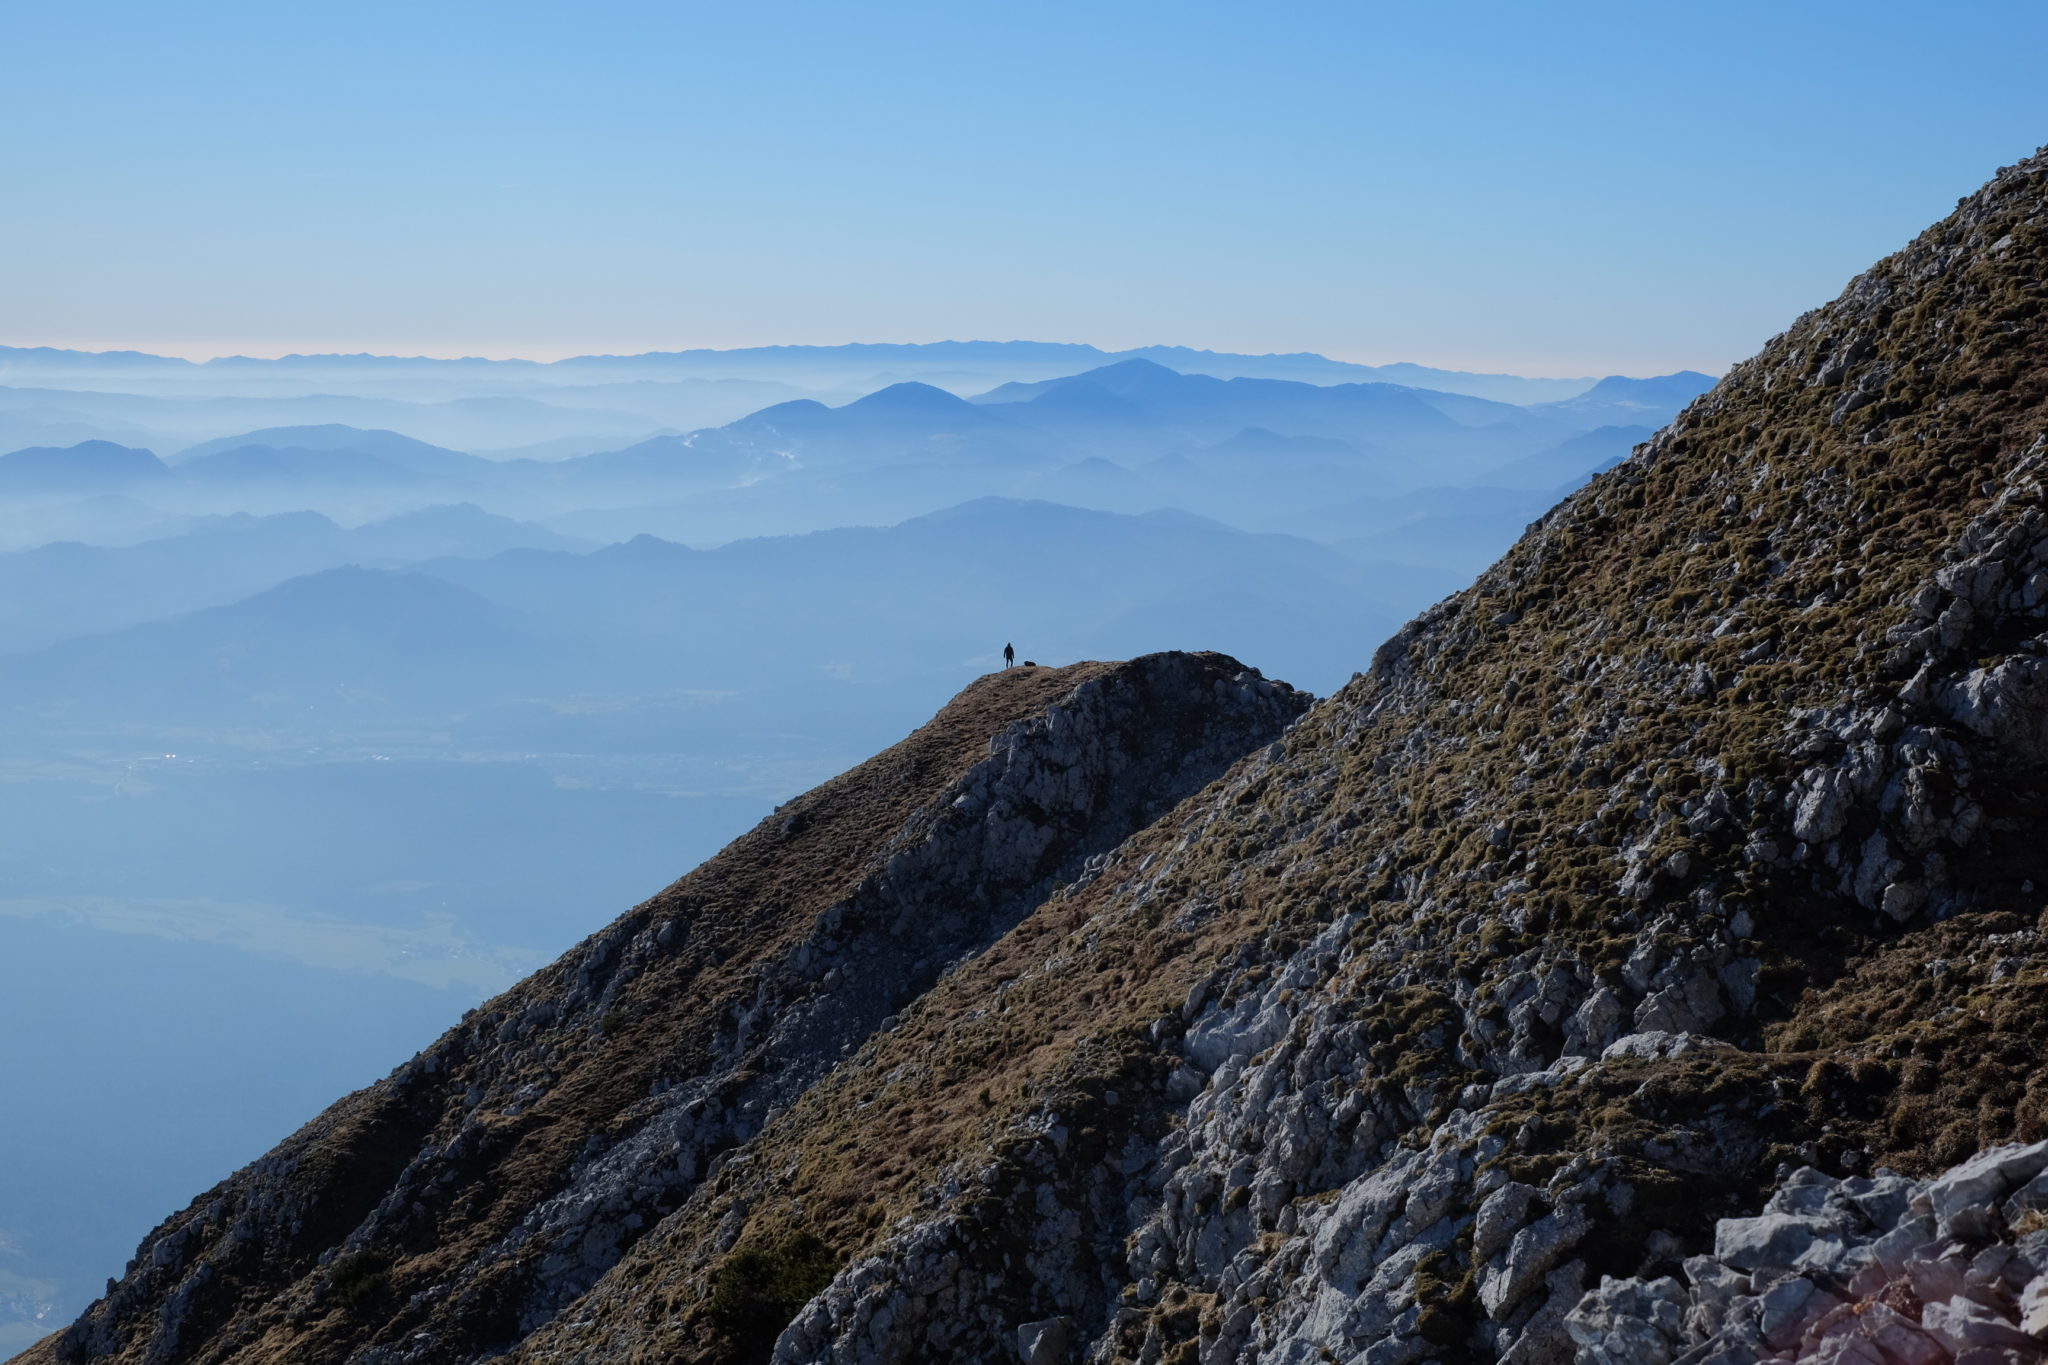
(18, 149), (2048, 1365)
(17, 654), (1309, 1365)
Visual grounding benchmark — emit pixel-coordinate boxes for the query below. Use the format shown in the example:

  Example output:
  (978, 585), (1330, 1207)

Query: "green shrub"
(328, 1248), (391, 1312)
(706, 1230), (838, 1363)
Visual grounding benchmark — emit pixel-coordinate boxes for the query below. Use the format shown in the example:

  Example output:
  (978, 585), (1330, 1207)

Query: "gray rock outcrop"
(1566, 1141), (2048, 1364)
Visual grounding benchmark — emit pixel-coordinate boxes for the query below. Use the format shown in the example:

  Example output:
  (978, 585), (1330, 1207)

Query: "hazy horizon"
(0, 337), (1673, 379)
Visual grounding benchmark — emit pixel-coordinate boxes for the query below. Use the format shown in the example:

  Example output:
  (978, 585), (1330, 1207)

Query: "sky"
(4, 0), (2047, 376)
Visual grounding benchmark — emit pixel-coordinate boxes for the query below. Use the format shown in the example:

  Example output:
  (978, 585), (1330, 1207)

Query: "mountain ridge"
(21, 654), (1312, 1365)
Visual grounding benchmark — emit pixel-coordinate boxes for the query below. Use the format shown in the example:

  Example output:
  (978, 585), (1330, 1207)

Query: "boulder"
(1714, 1213), (1844, 1274)
(2019, 1275), (2048, 1339)
(1929, 1142), (2048, 1240)
(1921, 1295), (2036, 1353)
(1565, 1274), (1686, 1365)
(1016, 1315), (1070, 1364)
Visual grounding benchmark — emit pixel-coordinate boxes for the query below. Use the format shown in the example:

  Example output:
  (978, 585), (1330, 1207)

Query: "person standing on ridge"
(1003, 643), (1015, 669)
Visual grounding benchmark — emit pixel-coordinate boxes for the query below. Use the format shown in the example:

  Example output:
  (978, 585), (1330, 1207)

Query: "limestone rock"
(1568, 1147), (2048, 1365)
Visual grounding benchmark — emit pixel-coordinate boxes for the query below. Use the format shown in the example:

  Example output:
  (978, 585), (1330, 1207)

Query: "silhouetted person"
(1003, 642), (1015, 669)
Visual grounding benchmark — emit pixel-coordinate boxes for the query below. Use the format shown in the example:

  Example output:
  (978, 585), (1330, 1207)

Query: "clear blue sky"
(4, 0), (2045, 375)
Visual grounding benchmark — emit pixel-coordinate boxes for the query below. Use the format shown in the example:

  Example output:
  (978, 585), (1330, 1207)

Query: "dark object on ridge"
(1003, 642), (1014, 668)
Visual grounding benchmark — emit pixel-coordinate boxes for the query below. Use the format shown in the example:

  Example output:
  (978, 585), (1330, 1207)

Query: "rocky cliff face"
(20, 150), (2048, 1365)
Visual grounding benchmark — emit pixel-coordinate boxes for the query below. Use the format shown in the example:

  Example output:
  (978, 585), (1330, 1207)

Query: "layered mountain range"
(0, 360), (1702, 546)
(18, 151), (2048, 1365)
(0, 342), (1683, 464)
